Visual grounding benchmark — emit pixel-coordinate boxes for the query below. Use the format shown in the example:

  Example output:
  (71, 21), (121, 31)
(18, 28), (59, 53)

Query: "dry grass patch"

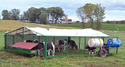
(0, 20), (76, 32)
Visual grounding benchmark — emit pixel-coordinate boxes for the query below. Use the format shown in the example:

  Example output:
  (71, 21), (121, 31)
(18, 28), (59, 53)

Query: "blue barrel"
(107, 39), (122, 47)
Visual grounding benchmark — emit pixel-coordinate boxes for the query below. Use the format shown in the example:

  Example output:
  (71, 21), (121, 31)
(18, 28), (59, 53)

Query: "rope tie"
(93, 38), (96, 47)
(99, 38), (102, 49)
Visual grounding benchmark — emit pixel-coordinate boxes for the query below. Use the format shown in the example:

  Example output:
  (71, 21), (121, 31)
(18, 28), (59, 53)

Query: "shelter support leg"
(66, 37), (68, 56)
(32, 36), (34, 43)
(13, 36), (15, 44)
(21, 35), (24, 42)
(116, 47), (118, 54)
(79, 37), (81, 49)
(4, 34), (6, 50)
(43, 36), (47, 59)
(84, 37), (86, 56)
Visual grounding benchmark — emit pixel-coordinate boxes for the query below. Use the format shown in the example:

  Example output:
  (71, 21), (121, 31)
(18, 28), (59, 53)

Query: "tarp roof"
(25, 27), (109, 37)
(11, 42), (38, 50)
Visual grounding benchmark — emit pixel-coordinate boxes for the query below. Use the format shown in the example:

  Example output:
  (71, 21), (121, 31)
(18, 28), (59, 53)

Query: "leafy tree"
(76, 7), (86, 28)
(84, 3), (95, 28)
(10, 9), (20, 20)
(77, 3), (105, 29)
(39, 13), (48, 24)
(1, 10), (10, 20)
(39, 7), (46, 13)
(23, 11), (29, 20)
(94, 4), (105, 30)
(27, 7), (41, 23)
(47, 7), (64, 23)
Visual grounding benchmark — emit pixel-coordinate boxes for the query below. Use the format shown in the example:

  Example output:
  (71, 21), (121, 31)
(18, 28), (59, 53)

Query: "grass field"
(0, 20), (125, 67)
(0, 32), (125, 67)
(48, 23), (125, 31)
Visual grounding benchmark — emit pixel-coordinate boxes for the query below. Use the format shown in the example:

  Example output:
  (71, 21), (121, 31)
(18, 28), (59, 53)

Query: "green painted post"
(79, 37), (81, 49)
(66, 37), (68, 56)
(4, 34), (6, 50)
(13, 36), (15, 44)
(102, 37), (104, 41)
(38, 36), (40, 42)
(84, 37), (86, 56)
(22, 27), (24, 42)
(116, 47), (118, 54)
(43, 36), (47, 58)
(21, 35), (24, 42)
(33, 36), (34, 43)
(53, 37), (55, 44)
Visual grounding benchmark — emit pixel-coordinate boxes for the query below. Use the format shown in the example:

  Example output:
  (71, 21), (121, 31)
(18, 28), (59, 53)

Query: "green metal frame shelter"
(4, 27), (119, 58)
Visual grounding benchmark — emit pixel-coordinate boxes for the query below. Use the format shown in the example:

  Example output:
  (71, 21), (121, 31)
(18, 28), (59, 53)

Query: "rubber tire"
(99, 48), (107, 57)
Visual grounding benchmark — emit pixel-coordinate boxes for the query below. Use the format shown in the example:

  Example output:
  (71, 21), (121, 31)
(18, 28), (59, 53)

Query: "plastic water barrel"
(107, 38), (122, 47)
(88, 38), (103, 47)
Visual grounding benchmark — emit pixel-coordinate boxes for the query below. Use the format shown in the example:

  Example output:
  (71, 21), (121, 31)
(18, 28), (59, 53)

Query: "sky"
(0, 0), (125, 21)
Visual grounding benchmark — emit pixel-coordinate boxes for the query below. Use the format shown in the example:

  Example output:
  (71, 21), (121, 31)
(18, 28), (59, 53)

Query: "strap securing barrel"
(99, 38), (102, 49)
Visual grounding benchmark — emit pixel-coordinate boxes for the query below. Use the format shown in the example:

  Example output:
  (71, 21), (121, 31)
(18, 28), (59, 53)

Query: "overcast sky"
(0, 0), (125, 21)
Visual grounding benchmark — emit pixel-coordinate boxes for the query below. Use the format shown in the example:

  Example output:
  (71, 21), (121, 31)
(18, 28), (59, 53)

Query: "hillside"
(48, 23), (125, 31)
(0, 20), (75, 32)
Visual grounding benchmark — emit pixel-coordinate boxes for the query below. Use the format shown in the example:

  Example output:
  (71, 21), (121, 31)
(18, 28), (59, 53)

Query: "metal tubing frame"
(79, 37), (81, 49)
(12, 36), (15, 44)
(4, 30), (120, 58)
(32, 36), (34, 43)
(116, 47), (118, 54)
(84, 37), (86, 56)
(43, 36), (47, 59)
(66, 37), (68, 56)
(4, 34), (6, 50)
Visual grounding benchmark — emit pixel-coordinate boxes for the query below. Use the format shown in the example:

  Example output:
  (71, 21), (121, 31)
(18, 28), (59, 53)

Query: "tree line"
(1, 3), (105, 29)
(105, 20), (125, 24)
(2, 9), (20, 20)
(1, 7), (65, 24)
(77, 3), (105, 30)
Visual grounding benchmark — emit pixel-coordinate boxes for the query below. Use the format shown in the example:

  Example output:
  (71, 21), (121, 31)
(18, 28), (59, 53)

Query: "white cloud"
(0, 0), (125, 21)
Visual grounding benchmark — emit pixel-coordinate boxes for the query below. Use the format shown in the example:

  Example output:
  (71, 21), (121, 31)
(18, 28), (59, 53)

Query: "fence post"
(84, 37), (86, 56)
(13, 36), (15, 44)
(43, 36), (47, 59)
(113, 20), (116, 31)
(79, 37), (81, 49)
(4, 34), (6, 50)
(116, 47), (118, 54)
(66, 37), (68, 56)
(32, 36), (34, 43)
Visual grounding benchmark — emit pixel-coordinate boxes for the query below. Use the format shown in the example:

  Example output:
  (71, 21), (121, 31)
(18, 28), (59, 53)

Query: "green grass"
(48, 23), (125, 31)
(0, 32), (4, 51)
(0, 20), (125, 67)
(0, 32), (125, 67)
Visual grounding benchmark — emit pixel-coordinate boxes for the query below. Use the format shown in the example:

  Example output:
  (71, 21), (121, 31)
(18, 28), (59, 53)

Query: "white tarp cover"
(26, 27), (109, 37)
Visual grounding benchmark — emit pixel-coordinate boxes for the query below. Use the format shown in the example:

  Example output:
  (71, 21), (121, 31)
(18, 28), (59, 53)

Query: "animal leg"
(94, 50), (96, 55)
(89, 50), (90, 55)
(58, 47), (60, 52)
(47, 49), (50, 56)
(51, 50), (55, 56)
(51, 42), (55, 56)
(63, 46), (66, 52)
(92, 52), (94, 55)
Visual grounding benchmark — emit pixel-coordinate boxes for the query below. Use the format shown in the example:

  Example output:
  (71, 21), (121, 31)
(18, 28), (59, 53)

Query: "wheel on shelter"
(99, 48), (107, 57)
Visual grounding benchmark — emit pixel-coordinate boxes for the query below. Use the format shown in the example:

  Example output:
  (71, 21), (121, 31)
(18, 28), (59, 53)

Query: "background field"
(48, 23), (125, 31)
(0, 20), (125, 67)
(0, 20), (75, 32)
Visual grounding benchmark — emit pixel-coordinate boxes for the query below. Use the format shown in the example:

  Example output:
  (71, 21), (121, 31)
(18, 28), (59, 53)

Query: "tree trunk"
(96, 21), (99, 30)
(82, 19), (85, 29)
(96, 18), (101, 30)
(90, 17), (93, 29)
